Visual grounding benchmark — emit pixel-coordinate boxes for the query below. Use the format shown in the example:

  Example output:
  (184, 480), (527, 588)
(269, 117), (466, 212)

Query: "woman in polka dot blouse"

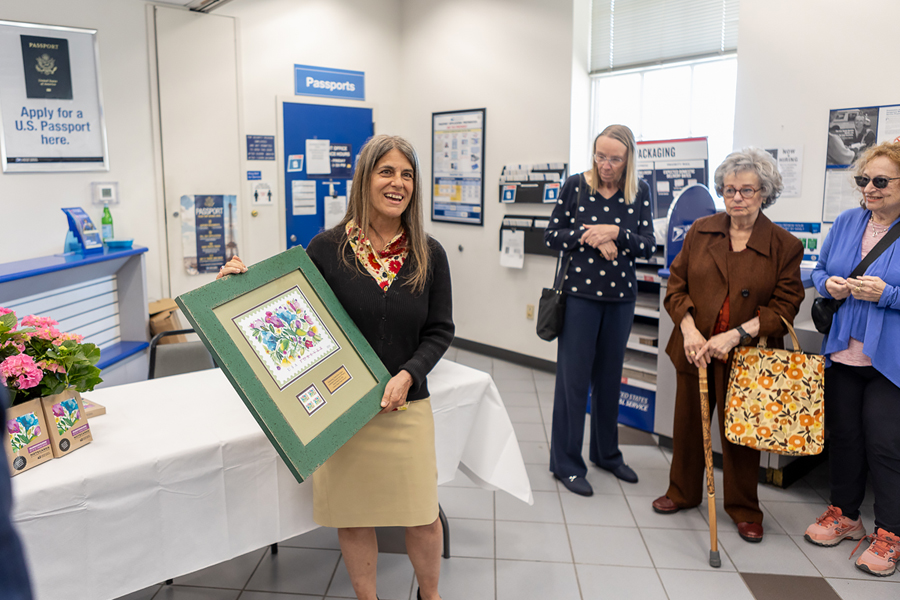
(544, 124), (656, 496)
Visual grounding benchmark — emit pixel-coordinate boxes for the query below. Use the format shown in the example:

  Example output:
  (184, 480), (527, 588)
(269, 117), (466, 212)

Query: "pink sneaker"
(804, 505), (866, 547)
(852, 528), (899, 577)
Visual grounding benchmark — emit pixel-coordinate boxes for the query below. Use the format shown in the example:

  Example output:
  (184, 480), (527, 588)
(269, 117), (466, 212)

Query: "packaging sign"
(637, 138), (709, 219)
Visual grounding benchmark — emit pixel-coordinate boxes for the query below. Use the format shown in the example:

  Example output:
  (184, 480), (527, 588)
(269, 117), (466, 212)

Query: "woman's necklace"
(869, 216), (890, 238)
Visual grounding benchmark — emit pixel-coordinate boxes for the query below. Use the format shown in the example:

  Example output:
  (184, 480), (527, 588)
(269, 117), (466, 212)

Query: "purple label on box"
(72, 423), (90, 436)
(28, 439), (50, 454)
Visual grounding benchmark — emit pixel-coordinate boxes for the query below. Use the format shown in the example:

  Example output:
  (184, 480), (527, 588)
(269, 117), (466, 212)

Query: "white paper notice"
(772, 147), (803, 197)
(306, 139), (331, 175)
(500, 229), (525, 269)
(823, 169), (859, 222)
(324, 195), (347, 230)
(251, 181), (274, 205)
(292, 180), (317, 216)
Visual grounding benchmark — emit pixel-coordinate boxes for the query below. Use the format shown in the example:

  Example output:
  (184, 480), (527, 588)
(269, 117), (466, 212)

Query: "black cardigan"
(306, 229), (455, 401)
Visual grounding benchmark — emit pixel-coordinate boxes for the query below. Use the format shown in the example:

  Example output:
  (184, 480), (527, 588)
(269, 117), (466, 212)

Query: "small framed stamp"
(297, 384), (326, 416)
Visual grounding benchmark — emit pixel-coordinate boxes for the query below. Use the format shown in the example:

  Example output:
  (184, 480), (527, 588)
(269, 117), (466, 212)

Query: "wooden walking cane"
(698, 368), (722, 568)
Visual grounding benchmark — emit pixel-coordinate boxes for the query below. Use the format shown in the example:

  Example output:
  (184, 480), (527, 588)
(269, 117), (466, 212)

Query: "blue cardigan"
(812, 207), (900, 386)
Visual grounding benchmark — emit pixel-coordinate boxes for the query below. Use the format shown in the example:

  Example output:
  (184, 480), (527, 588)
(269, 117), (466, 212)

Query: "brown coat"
(664, 211), (805, 373)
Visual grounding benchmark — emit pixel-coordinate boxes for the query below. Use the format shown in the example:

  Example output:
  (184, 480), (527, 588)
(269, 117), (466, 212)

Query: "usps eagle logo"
(35, 53), (57, 76)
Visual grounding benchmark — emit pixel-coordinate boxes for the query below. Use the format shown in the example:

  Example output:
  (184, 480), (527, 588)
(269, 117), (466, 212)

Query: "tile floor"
(118, 347), (900, 600)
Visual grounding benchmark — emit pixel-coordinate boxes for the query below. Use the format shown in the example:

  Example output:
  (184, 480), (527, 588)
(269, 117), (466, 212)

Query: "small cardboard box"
(4, 397), (54, 475)
(81, 397), (106, 419)
(41, 389), (93, 458)
(150, 298), (187, 345)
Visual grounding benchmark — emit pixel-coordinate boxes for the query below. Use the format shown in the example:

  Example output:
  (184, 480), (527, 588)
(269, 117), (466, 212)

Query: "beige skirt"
(312, 398), (439, 528)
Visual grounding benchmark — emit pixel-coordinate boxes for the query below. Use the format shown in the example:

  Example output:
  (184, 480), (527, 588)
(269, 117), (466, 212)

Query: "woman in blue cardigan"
(805, 142), (900, 577)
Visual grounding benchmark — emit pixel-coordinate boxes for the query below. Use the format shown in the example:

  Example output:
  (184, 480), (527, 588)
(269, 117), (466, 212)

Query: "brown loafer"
(737, 521), (764, 543)
(652, 495), (681, 514)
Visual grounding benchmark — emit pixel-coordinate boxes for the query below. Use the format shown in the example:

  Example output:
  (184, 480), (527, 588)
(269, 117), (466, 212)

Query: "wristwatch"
(736, 325), (751, 346)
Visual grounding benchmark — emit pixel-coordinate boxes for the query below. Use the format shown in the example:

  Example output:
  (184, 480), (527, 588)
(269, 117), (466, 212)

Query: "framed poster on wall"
(431, 108), (485, 225)
(176, 244), (391, 483)
(0, 20), (109, 172)
(822, 103), (900, 222)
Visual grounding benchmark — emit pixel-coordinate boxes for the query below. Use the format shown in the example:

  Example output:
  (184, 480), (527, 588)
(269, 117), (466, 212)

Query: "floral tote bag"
(724, 317), (824, 456)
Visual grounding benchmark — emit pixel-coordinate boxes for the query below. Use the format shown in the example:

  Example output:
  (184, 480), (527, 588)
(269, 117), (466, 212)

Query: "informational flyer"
(292, 180), (317, 216)
(636, 138), (708, 219)
(823, 103), (900, 222)
(180, 194), (239, 275)
(305, 139), (331, 175)
(0, 21), (109, 172)
(765, 147), (803, 197)
(499, 229), (525, 269)
(323, 195), (347, 229)
(432, 108), (485, 225)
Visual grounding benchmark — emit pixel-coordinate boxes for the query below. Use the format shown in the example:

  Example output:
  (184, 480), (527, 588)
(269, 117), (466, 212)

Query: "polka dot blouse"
(544, 173), (656, 302)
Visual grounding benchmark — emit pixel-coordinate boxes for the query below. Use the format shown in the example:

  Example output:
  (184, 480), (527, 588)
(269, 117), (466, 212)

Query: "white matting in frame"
(233, 286), (341, 390)
(0, 20), (109, 172)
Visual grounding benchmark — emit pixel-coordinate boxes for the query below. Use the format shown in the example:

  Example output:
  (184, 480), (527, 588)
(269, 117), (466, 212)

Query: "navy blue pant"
(825, 362), (900, 534)
(550, 296), (634, 477)
(0, 385), (34, 600)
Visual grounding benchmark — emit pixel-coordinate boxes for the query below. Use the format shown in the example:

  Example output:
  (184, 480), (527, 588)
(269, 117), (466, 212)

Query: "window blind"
(591, 0), (740, 73)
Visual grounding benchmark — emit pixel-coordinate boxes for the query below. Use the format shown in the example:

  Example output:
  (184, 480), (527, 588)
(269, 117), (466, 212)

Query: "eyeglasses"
(594, 154), (625, 166)
(722, 187), (760, 199)
(854, 175), (900, 189)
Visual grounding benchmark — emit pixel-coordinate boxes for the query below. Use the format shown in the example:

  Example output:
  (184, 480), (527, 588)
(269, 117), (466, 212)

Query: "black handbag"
(536, 253), (574, 341)
(812, 220), (900, 334)
(537, 179), (583, 342)
(811, 297), (843, 334)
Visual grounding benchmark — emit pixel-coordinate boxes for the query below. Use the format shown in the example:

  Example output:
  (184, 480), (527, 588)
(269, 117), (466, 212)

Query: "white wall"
(734, 0), (900, 225)
(399, 0), (588, 362)
(0, 0), (164, 300)
(218, 0), (405, 265)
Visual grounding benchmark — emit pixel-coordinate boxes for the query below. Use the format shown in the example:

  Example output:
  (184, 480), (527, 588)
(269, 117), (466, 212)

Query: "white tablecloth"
(11, 359), (531, 600)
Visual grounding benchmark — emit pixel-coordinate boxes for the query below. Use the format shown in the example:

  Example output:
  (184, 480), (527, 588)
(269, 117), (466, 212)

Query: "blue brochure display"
(61, 207), (103, 254)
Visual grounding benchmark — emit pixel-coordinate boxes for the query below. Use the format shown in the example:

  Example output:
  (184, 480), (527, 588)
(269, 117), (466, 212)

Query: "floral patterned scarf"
(346, 220), (408, 292)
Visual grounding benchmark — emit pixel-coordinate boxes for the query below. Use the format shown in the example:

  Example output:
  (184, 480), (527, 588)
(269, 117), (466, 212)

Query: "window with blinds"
(591, 0), (740, 73)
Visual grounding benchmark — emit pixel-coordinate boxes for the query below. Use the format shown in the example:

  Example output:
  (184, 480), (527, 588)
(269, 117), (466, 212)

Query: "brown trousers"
(665, 359), (763, 524)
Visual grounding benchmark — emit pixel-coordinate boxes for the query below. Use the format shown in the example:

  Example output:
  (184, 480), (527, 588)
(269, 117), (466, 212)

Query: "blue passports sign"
(294, 64), (365, 101)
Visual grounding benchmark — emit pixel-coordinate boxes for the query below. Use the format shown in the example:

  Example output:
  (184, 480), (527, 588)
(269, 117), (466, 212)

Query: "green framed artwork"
(176, 245), (390, 483)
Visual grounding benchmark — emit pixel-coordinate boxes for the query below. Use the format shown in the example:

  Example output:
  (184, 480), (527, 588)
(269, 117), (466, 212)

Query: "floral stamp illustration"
(296, 384), (326, 416)
(234, 287), (340, 389)
(51, 397), (80, 435)
(7, 412), (42, 454)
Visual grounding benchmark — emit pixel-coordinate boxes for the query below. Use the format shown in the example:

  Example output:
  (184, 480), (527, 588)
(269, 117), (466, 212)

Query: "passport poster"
(180, 194), (240, 275)
(0, 21), (108, 172)
(20, 35), (73, 100)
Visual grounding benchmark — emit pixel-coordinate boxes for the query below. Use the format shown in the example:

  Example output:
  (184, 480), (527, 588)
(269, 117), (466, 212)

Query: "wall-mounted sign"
(293, 64), (364, 101)
(636, 137), (709, 219)
(0, 20), (109, 172)
(247, 135), (275, 161)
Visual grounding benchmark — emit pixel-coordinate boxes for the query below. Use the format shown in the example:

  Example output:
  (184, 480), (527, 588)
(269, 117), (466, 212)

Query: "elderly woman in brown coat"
(651, 148), (805, 543)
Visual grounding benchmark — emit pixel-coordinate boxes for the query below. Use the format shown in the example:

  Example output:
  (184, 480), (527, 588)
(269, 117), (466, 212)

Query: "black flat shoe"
(611, 464), (638, 484)
(553, 473), (594, 496)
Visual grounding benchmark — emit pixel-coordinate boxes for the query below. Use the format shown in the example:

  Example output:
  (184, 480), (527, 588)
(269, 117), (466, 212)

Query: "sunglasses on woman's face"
(854, 175), (900, 189)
